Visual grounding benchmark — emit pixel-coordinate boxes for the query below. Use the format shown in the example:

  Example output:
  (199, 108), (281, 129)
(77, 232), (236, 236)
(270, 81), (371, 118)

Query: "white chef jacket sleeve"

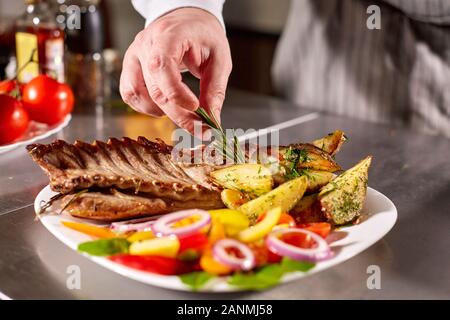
(131, 0), (225, 29)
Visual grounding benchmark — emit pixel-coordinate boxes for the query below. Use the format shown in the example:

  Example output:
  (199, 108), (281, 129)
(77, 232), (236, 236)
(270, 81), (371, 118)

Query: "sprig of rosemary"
(195, 107), (245, 164)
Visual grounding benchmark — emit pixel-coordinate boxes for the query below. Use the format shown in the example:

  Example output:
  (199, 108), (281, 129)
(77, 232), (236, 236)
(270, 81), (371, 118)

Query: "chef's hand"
(120, 7), (232, 134)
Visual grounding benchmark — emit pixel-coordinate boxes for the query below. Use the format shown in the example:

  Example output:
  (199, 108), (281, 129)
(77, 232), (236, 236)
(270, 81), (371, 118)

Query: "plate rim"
(35, 184), (397, 292)
(0, 114), (71, 154)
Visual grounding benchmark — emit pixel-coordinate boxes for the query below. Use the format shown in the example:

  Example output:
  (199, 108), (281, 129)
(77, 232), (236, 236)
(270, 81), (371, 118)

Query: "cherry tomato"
(283, 232), (315, 248)
(257, 212), (296, 227)
(267, 249), (283, 263)
(22, 75), (74, 125)
(297, 222), (331, 239)
(0, 80), (23, 97)
(0, 80), (15, 94)
(248, 243), (282, 265)
(109, 254), (196, 275)
(0, 94), (29, 145)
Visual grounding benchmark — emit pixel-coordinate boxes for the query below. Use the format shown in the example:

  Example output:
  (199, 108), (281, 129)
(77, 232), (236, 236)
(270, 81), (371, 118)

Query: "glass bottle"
(64, 0), (105, 109)
(14, 0), (65, 83)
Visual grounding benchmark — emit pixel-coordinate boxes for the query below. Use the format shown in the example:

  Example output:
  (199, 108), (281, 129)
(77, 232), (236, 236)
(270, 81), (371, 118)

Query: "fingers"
(181, 43), (204, 79)
(137, 58), (198, 135)
(199, 47), (232, 124)
(119, 45), (164, 117)
(138, 38), (203, 134)
(144, 41), (199, 111)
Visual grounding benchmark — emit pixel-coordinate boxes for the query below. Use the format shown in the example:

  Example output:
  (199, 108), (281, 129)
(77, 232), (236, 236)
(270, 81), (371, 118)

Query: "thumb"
(199, 50), (232, 124)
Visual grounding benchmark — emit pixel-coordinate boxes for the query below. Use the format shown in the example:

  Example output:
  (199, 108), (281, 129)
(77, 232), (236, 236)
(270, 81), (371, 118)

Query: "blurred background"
(2, 0), (448, 139)
(0, 0), (295, 144)
(0, 0), (288, 101)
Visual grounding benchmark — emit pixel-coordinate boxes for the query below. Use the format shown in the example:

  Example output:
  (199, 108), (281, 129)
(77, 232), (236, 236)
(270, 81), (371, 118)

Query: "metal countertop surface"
(0, 89), (449, 299)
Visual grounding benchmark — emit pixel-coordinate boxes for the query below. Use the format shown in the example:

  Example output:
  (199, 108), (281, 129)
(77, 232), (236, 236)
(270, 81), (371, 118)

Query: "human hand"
(120, 7), (232, 135)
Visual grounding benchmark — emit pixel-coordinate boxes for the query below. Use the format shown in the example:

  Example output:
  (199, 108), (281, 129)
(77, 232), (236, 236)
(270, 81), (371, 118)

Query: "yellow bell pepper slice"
(208, 217), (226, 244)
(200, 251), (232, 275)
(209, 209), (250, 237)
(127, 231), (155, 243)
(237, 207), (282, 243)
(62, 221), (117, 239)
(221, 189), (249, 210)
(129, 236), (180, 258)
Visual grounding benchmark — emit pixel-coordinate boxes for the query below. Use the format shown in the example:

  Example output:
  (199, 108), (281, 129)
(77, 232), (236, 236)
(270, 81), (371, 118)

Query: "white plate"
(0, 114), (71, 154)
(35, 185), (397, 292)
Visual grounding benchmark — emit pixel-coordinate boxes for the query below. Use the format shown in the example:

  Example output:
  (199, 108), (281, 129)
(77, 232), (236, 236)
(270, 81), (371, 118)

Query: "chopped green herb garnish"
(283, 147), (311, 180)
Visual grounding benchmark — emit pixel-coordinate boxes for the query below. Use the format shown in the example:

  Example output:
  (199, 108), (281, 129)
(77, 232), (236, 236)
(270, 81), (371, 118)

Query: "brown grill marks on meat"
(26, 137), (222, 203)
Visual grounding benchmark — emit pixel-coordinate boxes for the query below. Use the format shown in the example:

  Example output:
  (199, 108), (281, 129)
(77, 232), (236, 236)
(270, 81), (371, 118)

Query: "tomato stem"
(14, 48), (38, 82)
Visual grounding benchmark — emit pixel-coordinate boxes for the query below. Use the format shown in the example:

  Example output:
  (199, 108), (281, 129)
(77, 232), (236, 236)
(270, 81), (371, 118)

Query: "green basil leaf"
(227, 264), (284, 291)
(179, 272), (215, 291)
(78, 238), (130, 256)
(280, 257), (315, 273)
(227, 259), (316, 290)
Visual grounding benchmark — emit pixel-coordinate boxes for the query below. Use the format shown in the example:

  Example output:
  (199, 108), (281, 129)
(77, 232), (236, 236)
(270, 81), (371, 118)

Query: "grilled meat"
(27, 137), (222, 201)
(60, 189), (223, 222)
(28, 136), (340, 221)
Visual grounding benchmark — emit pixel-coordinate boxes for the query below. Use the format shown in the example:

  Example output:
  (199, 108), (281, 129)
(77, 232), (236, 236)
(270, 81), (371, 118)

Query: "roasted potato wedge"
(291, 193), (318, 213)
(239, 176), (307, 224)
(289, 194), (326, 224)
(319, 156), (372, 225)
(312, 130), (347, 156)
(221, 189), (249, 210)
(210, 164), (273, 197)
(304, 170), (335, 193)
(279, 143), (341, 174)
(274, 169), (334, 192)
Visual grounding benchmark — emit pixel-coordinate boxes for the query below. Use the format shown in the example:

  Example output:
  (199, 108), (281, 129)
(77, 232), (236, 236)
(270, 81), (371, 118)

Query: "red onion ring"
(212, 239), (256, 271)
(152, 209), (211, 238)
(266, 228), (333, 262)
(110, 216), (159, 233)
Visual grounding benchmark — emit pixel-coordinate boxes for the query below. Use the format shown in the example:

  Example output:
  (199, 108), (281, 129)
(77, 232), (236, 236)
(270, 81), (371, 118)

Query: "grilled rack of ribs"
(27, 137), (224, 221)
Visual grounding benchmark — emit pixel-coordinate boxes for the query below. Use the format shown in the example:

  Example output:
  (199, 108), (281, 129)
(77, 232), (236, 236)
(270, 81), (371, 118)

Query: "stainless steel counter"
(0, 89), (449, 299)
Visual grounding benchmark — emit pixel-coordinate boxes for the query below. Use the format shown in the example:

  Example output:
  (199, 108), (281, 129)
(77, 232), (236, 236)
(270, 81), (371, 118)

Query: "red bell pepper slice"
(178, 233), (209, 254)
(109, 254), (197, 275)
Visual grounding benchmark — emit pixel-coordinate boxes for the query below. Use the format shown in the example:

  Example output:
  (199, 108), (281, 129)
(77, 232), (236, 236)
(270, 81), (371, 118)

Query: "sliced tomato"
(257, 212), (296, 228)
(178, 233), (209, 254)
(297, 222), (331, 239)
(267, 249), (282, 263)
(278, 213), (296, 227)
(281, 232), (315, 249)
(247, 243), (267, 266)
(248, 243), (282, 265)
(109, 254), (196, 275)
